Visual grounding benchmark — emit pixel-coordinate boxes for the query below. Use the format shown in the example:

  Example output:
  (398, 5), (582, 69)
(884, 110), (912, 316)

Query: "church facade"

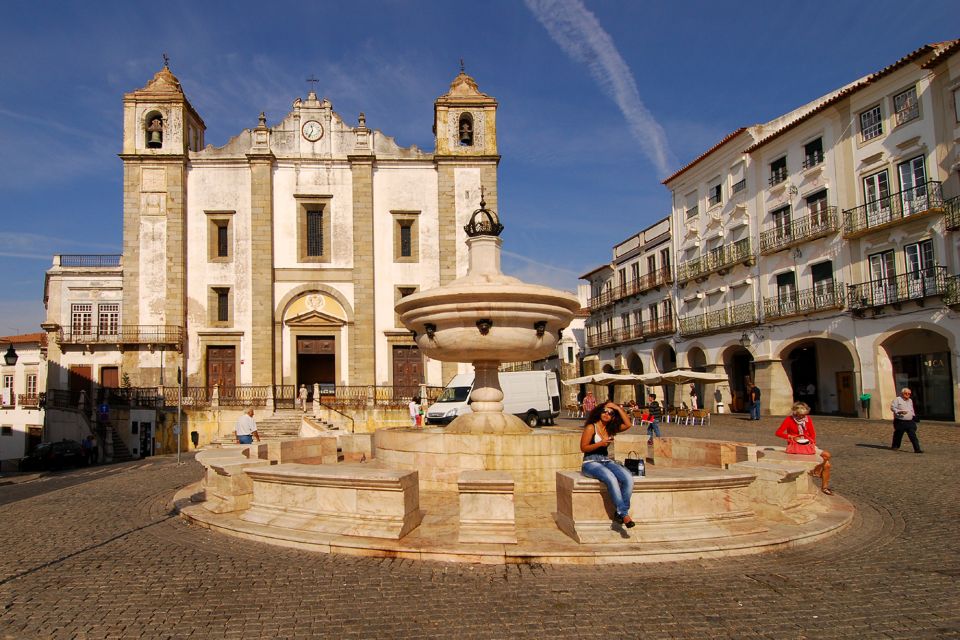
(106, 63), (499, 395)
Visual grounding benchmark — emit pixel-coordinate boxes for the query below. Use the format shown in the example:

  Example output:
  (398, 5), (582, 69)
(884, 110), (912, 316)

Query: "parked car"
(20, 440), (87, 471)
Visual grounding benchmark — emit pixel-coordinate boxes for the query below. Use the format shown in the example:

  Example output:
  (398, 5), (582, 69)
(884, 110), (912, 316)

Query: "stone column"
(753, 357), (791, 416)
(436, 162), (459, 385)
(247, 153), (275, 386)
(349, 155), (376, 385)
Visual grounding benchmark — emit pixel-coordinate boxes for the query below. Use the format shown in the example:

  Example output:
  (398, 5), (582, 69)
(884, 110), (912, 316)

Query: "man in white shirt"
(235, 407), (261, 444)
(890, 387), (922, 453)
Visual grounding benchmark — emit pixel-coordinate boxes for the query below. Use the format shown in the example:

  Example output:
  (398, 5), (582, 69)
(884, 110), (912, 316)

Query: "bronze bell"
(459, 121), (473, 145)
(146, 119), (163, 148)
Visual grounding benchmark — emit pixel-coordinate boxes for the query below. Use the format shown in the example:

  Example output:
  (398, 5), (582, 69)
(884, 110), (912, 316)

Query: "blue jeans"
(582, 455), (634, 518)
(647, 419), (661, 438)
(237, 434), (253, 444)
(749, 402), (761, 420)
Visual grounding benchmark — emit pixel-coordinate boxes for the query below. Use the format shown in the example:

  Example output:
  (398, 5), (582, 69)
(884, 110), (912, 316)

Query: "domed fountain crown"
(463, 190), (504, 238)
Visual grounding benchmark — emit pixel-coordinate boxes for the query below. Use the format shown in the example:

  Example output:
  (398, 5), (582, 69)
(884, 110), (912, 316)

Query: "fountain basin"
(374, 427), (583, 492)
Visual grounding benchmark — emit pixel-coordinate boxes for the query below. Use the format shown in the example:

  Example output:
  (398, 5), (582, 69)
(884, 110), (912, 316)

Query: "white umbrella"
(562, 373), (644, 386)
(636, 370), (728, 385)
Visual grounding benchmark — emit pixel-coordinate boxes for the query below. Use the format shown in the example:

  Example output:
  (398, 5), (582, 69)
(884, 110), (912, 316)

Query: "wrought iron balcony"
(586, 329), (615, 349)
(679, 301), (759, 337)
(945, 196), (960, 231)
(763, 282), (845, 321)
(847, 266), (949, 312)
(802, 151), (824, 169)
(945, 275), (960, 307)
(759, 208), (839, 254)
(587, 288), (617, 311)
(642, 317), (675, 339)
(611, 268), (673, 302)
(843, 181), (945, 238)
(676, 238), (755, 284)
(57, 325), (183, 348)
(17, 394), (40, 408)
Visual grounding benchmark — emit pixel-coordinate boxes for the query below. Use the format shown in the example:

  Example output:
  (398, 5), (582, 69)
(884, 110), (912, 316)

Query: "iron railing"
(945, 196), (960, 231)
(17, 394), (40, 408)
(609, 268), (673, 303)
(802, 151), (824, 169)
(44, 389), (84, 410)
(588, 288), (617, 311)
(58, 325), (183, 346)
(945, 275), (960, 307)
(843, 181), (944, 237)
(642, 317), (675, 338)
(763, 282), (845, 321)
(759, 207), (839, 254)
(679, 301), (759, 337)
(58, 255), (122, 268)
(676, 238), (754, 284)
(847, 266), (949, 311)
(731, 179), (746, 195)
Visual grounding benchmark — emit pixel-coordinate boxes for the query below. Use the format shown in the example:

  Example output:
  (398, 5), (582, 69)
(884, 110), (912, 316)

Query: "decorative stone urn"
(395, 195), (580, 435)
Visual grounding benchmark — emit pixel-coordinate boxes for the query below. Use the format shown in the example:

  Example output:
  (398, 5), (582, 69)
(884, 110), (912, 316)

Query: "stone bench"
(554, 468), (761, 543)
(458, 471), (517, 544)
(240, 464), (422, 539)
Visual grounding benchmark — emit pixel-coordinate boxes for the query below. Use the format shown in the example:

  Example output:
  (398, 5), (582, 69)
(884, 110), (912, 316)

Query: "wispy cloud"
(524, 0), (674, 177)
(0, 232), (120, 259)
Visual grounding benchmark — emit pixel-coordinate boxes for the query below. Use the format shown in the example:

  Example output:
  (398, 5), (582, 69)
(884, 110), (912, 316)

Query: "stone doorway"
(206, 346), (236, 390)
(297, 336), (335, 390)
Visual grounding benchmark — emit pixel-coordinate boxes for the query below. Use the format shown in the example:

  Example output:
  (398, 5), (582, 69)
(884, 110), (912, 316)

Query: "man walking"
(645, 393), (662, 444)
(235, 407), (261, 444)
(298, 384), (309, 412)
(890, 387), (923, 453)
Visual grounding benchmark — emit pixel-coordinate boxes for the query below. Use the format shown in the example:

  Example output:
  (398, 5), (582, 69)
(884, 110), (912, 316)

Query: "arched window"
(457, 112), (474, 146)
(145, 111), (164, 149)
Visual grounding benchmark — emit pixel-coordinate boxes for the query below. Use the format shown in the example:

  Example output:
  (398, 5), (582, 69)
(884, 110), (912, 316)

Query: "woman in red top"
(776, 401), (833, 495)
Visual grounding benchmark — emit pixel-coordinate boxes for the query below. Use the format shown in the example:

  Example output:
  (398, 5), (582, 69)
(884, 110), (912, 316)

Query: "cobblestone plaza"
(2, 415), (957, 639)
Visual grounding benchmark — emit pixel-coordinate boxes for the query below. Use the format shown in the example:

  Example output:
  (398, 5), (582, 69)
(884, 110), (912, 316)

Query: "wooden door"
(836, 371), (855, 415)
(100, 366), (119, 389)
(207, 346), (236, 390)
(392, 346), (422, 392)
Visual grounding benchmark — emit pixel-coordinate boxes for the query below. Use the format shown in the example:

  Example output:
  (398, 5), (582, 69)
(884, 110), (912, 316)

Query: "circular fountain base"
(374, 426), (583, 492)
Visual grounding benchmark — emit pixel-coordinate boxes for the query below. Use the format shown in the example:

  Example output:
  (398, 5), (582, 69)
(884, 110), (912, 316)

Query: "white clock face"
(302, 120), (324, 141)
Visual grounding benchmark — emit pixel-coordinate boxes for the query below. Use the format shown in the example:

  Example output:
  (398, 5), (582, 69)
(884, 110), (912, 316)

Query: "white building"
(0, 333), (46, 465)
(584, 40), (960, 421)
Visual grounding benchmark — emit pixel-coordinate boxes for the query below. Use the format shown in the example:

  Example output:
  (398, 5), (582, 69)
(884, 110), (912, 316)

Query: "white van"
(425, 370), (561, 427)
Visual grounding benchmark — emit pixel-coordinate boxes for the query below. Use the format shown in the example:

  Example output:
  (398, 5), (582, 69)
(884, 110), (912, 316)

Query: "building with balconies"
(582, 40), (960, 422)
(580, 216), (674, 404)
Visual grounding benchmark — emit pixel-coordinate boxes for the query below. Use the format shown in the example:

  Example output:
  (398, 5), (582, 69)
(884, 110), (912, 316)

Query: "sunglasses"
(602, 408), (616, 415)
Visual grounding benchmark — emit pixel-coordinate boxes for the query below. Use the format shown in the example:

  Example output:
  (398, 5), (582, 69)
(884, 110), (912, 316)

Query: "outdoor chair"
(675, 408), (690, 425)
(689, 409), (710, 426)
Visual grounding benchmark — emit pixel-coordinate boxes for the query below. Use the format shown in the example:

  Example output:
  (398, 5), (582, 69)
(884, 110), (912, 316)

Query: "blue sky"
(1, 0), (957, 334)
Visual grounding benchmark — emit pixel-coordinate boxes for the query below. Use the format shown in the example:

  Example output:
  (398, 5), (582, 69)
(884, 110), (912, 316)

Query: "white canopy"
(634, 370), (729, 385)
(561, 373), (644, 386)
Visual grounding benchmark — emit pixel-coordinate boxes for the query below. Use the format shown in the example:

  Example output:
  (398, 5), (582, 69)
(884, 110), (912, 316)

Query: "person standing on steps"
(408, 395), (421, 427)
(298, 384), (309, 412)
(235, 407), (261, 444)
(890, 387), (923, 453)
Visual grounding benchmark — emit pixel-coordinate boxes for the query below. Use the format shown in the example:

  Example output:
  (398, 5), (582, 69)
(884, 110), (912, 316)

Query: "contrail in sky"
(525, 0), (674, 177)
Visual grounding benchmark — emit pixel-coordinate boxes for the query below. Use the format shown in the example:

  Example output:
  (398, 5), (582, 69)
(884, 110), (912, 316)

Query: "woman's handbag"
(624, 450), (645, 476)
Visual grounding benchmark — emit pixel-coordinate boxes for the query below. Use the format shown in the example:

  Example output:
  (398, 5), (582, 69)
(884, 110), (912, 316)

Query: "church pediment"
(285, 309), (345, 327)
(283, 292), (348, 327)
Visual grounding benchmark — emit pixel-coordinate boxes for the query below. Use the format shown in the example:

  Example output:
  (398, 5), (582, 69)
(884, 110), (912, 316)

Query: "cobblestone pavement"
(1, 415), (958, 639)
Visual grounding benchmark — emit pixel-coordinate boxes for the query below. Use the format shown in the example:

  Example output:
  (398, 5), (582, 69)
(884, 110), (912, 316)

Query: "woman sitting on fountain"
(776, 401), (833, 495)
(580, 401), (636, 528)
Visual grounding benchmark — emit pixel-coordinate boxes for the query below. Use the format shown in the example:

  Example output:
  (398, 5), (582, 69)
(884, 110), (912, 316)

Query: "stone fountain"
(182, 196), (854, 564)
(380, 196), (584, 491)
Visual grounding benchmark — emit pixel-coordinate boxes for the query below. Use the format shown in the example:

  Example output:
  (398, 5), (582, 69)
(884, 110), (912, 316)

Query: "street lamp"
(738, 332), (750, 348)
(3, 344), (18, 366)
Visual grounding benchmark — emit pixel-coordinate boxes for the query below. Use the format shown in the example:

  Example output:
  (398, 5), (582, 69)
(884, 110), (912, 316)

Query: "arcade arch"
(778, 338), (858, 416)
(879, 328), (954, 421)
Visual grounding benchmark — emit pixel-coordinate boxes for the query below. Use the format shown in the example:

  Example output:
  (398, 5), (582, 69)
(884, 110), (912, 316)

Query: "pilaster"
(248, 152), (275, 386)
(349, 155), (376, 385)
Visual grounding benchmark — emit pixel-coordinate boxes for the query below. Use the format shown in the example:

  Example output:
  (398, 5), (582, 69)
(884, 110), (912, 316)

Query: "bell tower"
(119, 58), (205, 386)
(433, 65), (498, 157)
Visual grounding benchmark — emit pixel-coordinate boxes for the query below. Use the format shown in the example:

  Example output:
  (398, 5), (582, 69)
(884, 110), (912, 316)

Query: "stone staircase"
(211, 410), (337, 445)
(109, 427), (134, 462)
